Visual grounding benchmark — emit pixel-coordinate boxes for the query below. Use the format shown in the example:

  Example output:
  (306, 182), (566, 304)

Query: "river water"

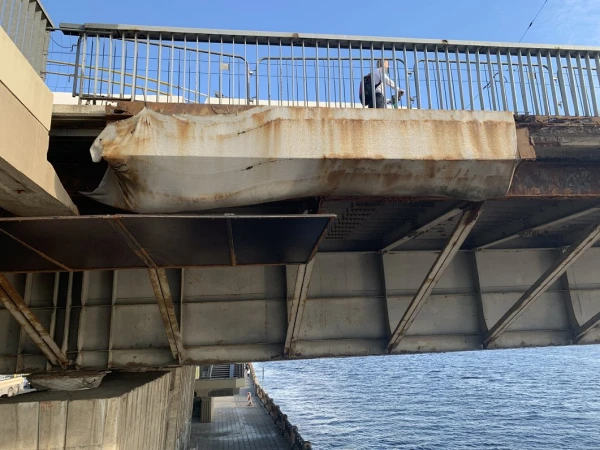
(254, 345), (600, 449)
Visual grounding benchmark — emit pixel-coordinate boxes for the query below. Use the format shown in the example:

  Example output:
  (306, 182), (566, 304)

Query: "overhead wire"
(519, 0), (550, 42)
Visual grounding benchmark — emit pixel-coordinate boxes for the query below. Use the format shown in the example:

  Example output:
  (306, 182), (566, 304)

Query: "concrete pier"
(0, 367), (195, 450)
(0, 27), (77, 216)
(190, 377), (290, 450)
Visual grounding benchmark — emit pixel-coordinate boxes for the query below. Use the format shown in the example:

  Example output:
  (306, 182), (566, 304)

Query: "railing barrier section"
(249, 363), (312, 450)
(44, 23), (600, 117)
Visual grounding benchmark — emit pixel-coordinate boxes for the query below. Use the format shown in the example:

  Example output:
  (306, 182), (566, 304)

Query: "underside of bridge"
(2, 100), (600, 373)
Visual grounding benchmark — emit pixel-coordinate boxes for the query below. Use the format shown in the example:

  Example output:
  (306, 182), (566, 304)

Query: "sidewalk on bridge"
(189, 376), (290, 450)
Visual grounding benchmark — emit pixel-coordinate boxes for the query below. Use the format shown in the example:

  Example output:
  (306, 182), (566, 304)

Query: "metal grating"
(319, 198), (600, 252)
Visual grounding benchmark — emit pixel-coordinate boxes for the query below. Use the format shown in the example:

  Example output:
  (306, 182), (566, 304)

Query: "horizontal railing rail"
(45, 23), (600, 117)
(0, 0), (53, 76)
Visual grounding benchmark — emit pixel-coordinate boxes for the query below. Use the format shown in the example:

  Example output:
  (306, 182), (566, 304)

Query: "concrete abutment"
(0, 366), (196, 450)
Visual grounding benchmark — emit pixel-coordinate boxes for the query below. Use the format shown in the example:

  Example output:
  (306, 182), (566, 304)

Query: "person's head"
(377, 60), (390, 72)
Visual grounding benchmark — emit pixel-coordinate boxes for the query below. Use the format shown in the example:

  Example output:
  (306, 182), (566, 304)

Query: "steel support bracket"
(387, 203), (483, 352)
(284, 259), (315, 357)
(485, 222), (600, 347)
(148, 269), (187, 363)
(0, 274), (70, 369)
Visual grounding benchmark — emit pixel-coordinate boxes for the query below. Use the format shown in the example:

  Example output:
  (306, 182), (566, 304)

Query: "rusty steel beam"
(108, 218), (158, 268)
(472, 202), (600, 250)
(148, 268), (187, 363)
(0, 228), (71, 271)
(380, 201), (468, 252)
(508, 162), (600, 198)
(574, 311), (600, 343)
(308, 216), (336, 261)
(387, 203), (483, 352)
(226, 219), (237, 266)
(485, 222), (600, 347)
(284, 259), (315, 356)
(0, 274), (69, 369)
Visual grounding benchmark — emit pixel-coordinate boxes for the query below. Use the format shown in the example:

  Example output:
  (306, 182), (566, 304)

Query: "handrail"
(59, 22), (600, 54)
(249, 363), (312, 450)
(45, 24), (600, 117)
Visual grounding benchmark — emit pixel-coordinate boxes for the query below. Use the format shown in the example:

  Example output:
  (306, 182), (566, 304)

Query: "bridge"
(2, 3), (600, 377)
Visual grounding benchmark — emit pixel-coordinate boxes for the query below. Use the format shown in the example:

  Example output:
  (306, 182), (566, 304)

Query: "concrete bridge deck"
(191, 377), (290, 450)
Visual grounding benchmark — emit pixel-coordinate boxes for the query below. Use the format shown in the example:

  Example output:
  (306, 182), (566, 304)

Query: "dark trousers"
(364, 91), (385, 108)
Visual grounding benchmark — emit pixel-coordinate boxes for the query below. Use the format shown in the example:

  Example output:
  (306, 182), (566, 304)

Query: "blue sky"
(43, 0), (600, 46)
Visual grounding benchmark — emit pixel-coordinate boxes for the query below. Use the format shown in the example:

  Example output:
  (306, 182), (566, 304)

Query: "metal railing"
(249, 363), (312, 450)
(0, 0), (53, 76)
(198, 363), (244, 379)
(45, 22), (600, 116)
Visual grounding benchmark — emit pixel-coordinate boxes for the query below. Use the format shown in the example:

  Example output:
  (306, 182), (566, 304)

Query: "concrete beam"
(472, 202), (600, 250)
(284, 260), (315, 356)
(485, 222), (600, 347)
(88, 103), (518, 213)
(0, 274), (69, 368)
(380, 201), (467, 252)
(387, 203), (482, 352)
(0, 27), (77, 217)
(148, 269), (187, 363)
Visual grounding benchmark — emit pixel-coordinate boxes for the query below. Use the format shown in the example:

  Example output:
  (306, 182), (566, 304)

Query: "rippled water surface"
(254, 346), (600, 449)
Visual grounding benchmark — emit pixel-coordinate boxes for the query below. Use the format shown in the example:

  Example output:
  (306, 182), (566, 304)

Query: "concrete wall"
(0, 372), (171, 449)
(0, 369), (196, 450)
(0, 26), (76, 216)
(165, 366), (196, 450)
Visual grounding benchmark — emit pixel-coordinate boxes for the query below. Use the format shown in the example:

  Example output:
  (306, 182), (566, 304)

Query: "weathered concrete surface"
(0, 372), (170, 449)
(166, 366), (197, 450)
(0, 27), (77, 217)
(51, 104), (600, 206)
(87, 106), (520, 213)
(0, 369), (196, 450)
(516, 115), (600, 160)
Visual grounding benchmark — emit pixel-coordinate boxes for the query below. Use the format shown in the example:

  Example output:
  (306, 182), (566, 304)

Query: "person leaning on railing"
(359, 60), (405, 108)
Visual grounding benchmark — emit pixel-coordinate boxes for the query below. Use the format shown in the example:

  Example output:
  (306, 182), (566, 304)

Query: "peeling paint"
(88, 106), (520, 213)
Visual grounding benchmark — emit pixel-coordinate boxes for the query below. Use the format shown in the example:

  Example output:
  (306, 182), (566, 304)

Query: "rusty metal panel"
(0, 217), (144, 270)
(0, 230), (62, 272)
(0, 214), (334, 272)
(230, 217), (331, 265)
(120, 216), (231, 266)
(87, 106), (520, 213)
(509, 162), (600, 198)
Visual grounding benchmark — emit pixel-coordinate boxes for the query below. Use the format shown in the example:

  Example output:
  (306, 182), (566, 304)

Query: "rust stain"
(92, 105), (524, 212)
(174, 115), (192, 141)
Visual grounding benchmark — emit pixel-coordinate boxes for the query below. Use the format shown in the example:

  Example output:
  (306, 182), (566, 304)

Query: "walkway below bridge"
(190, 377), (291, 450)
